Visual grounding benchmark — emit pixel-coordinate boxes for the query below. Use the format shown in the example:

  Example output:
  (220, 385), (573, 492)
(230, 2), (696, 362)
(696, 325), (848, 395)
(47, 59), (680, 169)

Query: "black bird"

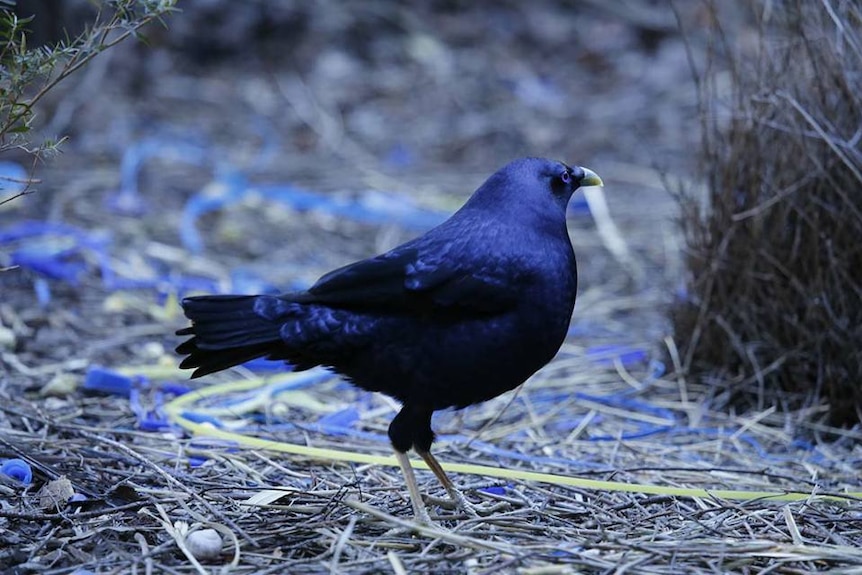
(176, 157), (603, 521)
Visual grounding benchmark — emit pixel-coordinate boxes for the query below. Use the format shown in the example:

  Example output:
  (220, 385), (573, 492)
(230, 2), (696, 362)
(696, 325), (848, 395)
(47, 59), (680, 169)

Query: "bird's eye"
(560, 171), (571, 184)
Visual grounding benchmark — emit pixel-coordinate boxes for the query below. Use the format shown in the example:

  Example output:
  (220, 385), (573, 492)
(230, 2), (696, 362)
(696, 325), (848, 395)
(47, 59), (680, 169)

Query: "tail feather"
(176, 295), (285, 378)
(178, 341), (278, 378)
(181, 295), (278, 347)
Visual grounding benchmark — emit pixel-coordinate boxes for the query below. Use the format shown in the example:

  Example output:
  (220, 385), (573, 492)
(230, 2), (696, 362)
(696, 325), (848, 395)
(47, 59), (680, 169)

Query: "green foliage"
(0, 0), (175, 201)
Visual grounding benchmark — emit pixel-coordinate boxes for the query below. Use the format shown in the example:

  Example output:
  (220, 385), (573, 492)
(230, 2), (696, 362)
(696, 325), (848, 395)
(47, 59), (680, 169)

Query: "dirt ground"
(1, 2), (860, 574)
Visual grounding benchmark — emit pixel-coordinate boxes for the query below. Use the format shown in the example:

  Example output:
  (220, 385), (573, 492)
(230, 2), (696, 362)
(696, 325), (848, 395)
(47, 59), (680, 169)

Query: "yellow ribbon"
(163, 376), (862, 503)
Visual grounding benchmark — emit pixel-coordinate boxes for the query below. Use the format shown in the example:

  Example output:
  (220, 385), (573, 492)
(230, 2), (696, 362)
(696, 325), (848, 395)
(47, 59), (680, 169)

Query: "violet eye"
(560, 171), (571, 183)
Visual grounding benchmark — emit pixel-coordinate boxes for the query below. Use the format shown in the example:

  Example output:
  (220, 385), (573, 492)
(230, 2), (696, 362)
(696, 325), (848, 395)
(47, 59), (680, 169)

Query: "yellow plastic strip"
(163, 378), (862, 503)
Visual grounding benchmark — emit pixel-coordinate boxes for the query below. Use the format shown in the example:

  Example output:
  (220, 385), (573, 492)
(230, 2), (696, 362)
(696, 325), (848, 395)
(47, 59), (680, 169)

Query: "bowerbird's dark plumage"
(176, 157), (603, 520)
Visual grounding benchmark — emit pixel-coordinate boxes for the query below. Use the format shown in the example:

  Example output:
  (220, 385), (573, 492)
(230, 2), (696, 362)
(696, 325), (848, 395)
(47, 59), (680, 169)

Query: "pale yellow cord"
(163, 377), (862, 503)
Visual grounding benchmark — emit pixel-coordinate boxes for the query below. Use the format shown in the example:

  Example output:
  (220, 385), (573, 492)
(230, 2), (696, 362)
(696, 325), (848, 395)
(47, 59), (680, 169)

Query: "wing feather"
(294, 244), (524, 315)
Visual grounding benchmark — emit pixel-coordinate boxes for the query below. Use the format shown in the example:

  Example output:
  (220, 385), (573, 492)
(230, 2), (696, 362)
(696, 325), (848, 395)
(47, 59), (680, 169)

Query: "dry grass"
(1, 285), (860, 572)
(1, 1), (860, 573)
(673, 0), (862, 424)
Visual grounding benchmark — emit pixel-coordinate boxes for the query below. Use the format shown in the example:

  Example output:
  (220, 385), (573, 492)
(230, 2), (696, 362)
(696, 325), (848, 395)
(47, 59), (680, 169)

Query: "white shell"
(186, 528), (223, 561)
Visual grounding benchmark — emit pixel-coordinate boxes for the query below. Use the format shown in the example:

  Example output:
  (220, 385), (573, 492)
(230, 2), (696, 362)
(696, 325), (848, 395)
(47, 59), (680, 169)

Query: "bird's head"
(466, 157), (603, 221)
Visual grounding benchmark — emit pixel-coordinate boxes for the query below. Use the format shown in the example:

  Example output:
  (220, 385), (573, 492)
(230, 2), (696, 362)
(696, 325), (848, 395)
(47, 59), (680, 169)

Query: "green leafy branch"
(0, 0), (176, 200)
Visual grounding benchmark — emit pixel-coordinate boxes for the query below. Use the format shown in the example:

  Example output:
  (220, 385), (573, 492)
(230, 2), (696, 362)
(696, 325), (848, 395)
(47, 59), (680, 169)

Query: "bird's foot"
(414, 503), (434, 524)
(413, 448), (510, 518)
(425, 490), (510, 518)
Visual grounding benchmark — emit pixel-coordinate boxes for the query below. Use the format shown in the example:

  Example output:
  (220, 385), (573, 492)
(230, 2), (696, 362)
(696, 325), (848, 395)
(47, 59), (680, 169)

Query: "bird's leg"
(389, 404), (437, 523)
(393, 449), (432, 524)
(388, 404), (504, 520)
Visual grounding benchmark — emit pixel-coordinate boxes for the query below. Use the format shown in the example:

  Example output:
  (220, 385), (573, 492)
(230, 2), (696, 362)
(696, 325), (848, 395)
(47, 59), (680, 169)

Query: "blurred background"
(3, 3), (862, 572)
(18, 0), (702, 170)
(10, 0), (859, 426)
(4, 0), (719, 349)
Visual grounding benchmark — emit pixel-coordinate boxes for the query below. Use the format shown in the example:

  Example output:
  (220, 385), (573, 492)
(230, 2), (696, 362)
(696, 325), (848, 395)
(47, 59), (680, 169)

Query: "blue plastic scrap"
(1, 220), (110, 284)
(83, 366), (134, 397)
(180, 168), (247, 253)
(0, 161), (28, 195)
(179, 171), (450, 253)
(1, 458), (33, 485)
(108, 138), (211, 215)
(479, 485), (508, 496)
(130, 386), (170, 432)
(586, 345), (648, 368)
(181, 411), (224, 428)
(33, 278), (51, 306)
(0, 219), (248, 299)
(240, 357), (291, 372)
(316, 406), (360, 429)
(84, 366), (189, 431)
(160, 382), (192, 396)
(255, 183), (448, 230)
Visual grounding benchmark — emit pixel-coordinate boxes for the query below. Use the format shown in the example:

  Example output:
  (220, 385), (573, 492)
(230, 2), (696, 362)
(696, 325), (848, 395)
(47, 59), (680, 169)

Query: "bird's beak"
(578, 167), (604, 188)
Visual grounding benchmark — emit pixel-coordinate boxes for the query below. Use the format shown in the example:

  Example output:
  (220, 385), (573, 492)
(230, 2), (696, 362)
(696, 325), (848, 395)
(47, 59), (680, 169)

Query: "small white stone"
(185, 528), (222, 561)
(0, 325), (15, 349)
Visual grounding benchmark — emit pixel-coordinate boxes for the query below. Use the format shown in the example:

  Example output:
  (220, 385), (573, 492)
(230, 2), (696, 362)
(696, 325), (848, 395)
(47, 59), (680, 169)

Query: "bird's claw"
(424, 491), (510, 517)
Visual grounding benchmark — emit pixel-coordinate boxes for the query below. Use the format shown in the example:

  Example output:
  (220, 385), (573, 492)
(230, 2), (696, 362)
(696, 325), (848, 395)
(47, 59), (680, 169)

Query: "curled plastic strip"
(179, 174), (449, 253)
(1, 458), (33, 485)
(107, 138), (210, 215)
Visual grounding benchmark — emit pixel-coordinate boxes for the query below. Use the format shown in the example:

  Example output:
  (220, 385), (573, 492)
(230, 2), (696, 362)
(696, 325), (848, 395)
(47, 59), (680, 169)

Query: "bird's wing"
(296, 245), (524, 314)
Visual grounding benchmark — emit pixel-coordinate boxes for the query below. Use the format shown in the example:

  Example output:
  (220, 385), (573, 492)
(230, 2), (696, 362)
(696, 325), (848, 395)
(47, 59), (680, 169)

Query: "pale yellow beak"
(579, 167), (604, 188)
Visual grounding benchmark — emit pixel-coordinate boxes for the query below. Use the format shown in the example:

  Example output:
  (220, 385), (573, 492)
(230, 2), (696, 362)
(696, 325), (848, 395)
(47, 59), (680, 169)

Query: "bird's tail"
(176, 295), (283, 378)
